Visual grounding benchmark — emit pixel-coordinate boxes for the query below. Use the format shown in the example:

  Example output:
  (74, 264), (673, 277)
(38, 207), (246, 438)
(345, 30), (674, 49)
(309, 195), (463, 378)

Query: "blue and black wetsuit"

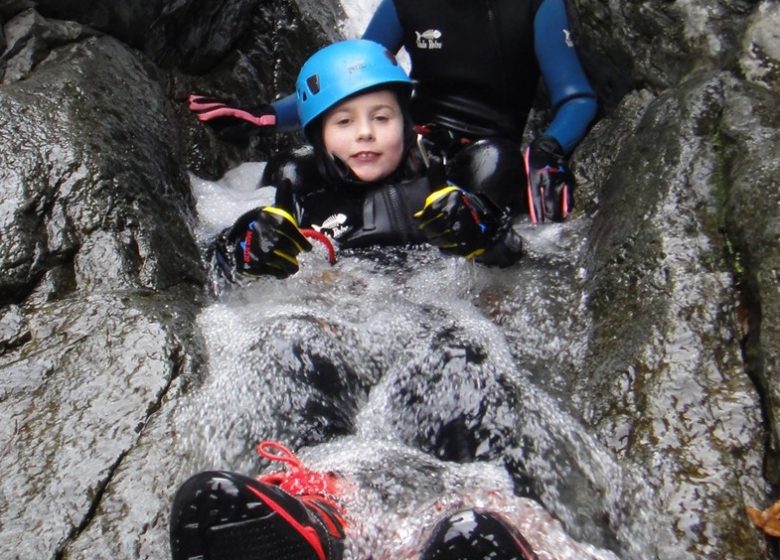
(264, 0), (595, 250)
(272, 0), (596, 154)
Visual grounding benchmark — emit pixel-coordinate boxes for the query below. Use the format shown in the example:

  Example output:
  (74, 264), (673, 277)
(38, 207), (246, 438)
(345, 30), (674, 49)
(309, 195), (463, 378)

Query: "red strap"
(301, 229), (336, 264)
(258, 441), (303, 469)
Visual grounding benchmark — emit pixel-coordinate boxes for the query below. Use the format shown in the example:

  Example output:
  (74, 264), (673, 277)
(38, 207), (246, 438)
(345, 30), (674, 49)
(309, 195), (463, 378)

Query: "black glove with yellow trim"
(414, 185), (514, 261)
(213, 206), (312, 280)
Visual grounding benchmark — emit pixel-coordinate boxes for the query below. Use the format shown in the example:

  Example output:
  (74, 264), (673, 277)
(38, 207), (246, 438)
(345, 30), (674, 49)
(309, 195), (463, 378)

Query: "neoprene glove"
(213, 207), (312, 280)
(524, 135), (575, 223)
(414, 185), (510, 260)
(188, 94), (277, 142)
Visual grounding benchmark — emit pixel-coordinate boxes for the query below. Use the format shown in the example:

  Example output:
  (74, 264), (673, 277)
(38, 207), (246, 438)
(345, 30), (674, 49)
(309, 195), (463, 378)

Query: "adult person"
(212, 39), (523, 281)
(190, 0), (597, 225)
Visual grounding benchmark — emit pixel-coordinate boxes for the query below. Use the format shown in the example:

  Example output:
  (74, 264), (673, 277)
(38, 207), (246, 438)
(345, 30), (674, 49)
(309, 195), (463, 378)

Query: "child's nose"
(356, 117), (375, 140)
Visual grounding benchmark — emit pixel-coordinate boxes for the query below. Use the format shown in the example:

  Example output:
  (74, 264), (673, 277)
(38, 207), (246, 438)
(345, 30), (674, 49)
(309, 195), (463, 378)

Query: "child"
(210, 39), (524, 281)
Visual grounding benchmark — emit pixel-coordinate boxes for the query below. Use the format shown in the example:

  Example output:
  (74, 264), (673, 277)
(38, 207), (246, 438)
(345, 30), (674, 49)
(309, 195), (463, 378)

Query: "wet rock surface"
(0, 0), (778, 559)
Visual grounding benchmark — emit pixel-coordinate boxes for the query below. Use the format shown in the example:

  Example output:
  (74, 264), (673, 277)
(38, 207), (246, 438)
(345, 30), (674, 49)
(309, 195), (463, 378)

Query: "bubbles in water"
(177, 158), (625, 558)
(189, 162), (273, 242)
(289, 437), (622, 560)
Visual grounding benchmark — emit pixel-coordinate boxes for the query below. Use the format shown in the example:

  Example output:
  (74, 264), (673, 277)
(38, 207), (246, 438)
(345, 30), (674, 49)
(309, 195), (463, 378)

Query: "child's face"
(322, 90), (405, 183)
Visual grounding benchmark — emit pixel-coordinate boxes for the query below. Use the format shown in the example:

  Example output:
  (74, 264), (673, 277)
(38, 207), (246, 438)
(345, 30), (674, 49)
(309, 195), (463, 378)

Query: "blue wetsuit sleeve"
(361, 0), (405, 51)
(534, 0), (597, 154)
(270, 94), (300, 131)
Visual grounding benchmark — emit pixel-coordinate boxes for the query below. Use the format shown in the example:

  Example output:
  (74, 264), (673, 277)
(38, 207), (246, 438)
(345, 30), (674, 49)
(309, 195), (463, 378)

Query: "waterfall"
(177, 2), (656, 558)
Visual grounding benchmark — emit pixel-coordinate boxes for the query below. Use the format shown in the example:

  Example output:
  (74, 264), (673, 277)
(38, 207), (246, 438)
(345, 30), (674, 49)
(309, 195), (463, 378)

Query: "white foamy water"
(338, 0), (382, 39)
(180, 158), (626, 557)
(189, 162), (273, 242)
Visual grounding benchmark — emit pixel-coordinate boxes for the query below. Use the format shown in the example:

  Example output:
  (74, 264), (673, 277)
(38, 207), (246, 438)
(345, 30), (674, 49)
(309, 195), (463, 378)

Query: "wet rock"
(0, 290), (204, 559)
(21, 1), (249, 72)
(739, 1), (780, 92)
(720, 76), (780, 485)
(0, 304), (29, 351)
(570, 0), (756, 108)
(372, 323), (522, 464)
(0, 34), (203, 304)
(0, 8), (209, 560)
(0, 0), (33, 19)
(571, 71), (766, 559)
(1, 8), (94, 84)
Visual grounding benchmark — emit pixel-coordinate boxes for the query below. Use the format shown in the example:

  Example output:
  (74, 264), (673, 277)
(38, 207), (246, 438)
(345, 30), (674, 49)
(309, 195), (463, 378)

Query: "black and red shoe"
(421, 509), (538, 560)
(170, 442), (345, 560)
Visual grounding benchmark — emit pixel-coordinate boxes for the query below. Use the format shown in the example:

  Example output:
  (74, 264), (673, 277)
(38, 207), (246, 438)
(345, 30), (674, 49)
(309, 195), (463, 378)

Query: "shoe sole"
(171, 471), (324, 560)
(206, 514), (321, 560)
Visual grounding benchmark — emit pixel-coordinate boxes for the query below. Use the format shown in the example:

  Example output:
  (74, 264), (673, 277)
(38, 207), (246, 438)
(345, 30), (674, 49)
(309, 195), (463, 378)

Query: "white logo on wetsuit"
(563, 29), (574, 47)
(415, 29), (443, 50)
(313, 213), (351, 240)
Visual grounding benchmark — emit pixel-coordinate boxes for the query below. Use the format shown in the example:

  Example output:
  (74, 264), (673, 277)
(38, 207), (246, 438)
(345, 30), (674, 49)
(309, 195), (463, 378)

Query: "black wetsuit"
(266, 147), (431, 250)
(393, 0), (541, 140)
(263, 144), (523, 267)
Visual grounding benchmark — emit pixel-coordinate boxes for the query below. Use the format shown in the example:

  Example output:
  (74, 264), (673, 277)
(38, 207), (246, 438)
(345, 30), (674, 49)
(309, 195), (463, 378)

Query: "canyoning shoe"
(420, 509), (539, 560)
(170, 462), (345, 560)
(169, 470), (345, 560)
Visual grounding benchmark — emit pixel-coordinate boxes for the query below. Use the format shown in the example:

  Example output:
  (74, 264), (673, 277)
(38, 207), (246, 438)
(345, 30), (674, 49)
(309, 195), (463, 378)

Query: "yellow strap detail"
(263, 206), (299, 226)
(273, 249), (299, 267)
(414, 185), (461, 218)
(416, 212), (445, 229)
(465, 247), (486, 260)
(263, 206), (308, 252)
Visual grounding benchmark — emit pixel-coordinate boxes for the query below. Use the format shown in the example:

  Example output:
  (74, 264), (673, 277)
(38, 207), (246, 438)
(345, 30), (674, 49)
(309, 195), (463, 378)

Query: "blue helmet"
(296, 39), (412, 129)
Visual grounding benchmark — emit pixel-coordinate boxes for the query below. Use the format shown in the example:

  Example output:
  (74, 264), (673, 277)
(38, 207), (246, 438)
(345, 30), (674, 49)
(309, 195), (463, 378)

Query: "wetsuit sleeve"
(270, 94), (301, 131)
(361, 0), (405, 51)
(534, 0), (597, 154)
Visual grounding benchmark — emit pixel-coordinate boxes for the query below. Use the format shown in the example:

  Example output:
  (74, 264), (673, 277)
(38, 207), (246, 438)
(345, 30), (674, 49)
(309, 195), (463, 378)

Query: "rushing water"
(182, 154), (646, 560)
(175, 2), (651, 558)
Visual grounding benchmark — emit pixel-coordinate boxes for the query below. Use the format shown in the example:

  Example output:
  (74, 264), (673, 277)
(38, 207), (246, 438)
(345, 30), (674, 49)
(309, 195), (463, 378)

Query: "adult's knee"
(447, 138), (526, 213)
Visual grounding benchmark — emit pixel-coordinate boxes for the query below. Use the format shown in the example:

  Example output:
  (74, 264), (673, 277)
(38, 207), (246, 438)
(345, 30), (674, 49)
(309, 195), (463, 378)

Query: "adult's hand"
(524, 135), (575, 223)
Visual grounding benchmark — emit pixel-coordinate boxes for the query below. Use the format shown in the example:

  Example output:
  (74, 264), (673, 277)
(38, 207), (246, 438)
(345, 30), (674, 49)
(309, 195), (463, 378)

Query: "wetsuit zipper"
(383, 185), (411, 244)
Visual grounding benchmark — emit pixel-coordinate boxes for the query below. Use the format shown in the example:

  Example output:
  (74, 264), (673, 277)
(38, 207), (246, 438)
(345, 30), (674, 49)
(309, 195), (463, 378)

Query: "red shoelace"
(257, 441), (342, 505)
